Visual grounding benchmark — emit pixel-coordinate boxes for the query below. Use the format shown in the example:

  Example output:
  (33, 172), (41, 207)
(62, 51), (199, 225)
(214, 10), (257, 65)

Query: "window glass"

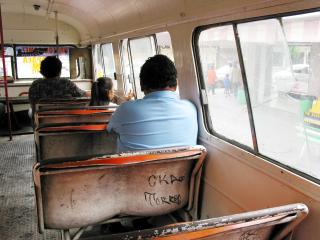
(93, 44), (104, 79)
(0, 58), (13, 77)
(121, 39), (134, 95)
(156, 31), (180, 95)
(129, 36), (156, 99)
(198, 25), (253, 147)
(238, 17), (320, 178)
(0, 47), (13, 77)
(196, 11), (320, 181)
(282, 12), (320, 99)
(101, 43), (116, 79)
(121, 32), (176, 99)
(101, 43), (117, 90)
(156, 32), (175, 62)
(282, 12), (320, 178)
(16, 46), (70, 78)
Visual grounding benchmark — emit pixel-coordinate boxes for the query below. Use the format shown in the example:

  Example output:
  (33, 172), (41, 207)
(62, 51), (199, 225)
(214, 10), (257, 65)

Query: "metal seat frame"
(92, 203), (308, 240)
(33, 146), (207, 240)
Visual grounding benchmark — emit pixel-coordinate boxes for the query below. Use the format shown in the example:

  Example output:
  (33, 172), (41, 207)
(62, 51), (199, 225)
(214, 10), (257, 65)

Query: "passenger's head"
(139, 54), (177, 93)
(40, 56), (62, 78)
(90, 77), (114, 106)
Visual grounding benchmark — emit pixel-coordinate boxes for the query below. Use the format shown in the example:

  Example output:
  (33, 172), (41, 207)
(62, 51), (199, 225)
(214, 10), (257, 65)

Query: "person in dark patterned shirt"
(28, 56), (87, 106)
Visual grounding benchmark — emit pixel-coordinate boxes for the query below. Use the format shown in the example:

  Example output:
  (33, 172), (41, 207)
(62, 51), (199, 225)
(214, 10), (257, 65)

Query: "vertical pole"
(0, 4), (12, 140)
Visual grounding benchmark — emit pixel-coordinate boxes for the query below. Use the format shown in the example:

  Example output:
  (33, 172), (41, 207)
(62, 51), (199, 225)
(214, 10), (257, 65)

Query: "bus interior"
(0, 0), (320, 239)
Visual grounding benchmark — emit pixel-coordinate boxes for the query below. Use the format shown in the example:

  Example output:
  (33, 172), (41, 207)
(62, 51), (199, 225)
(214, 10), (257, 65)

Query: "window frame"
(119, 39), (132, 95)
(14, 44), (75, 80)
(100, 42), (116, 79)
(127, 34), (158, 98)
(120, 32), (175, 99)
(0, 45), (15, 78)
(193, 7), (320, 185)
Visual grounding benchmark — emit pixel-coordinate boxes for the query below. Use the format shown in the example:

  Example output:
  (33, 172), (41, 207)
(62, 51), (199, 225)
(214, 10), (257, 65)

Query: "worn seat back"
(99, 203), (308, 240)
(33, 146), (206, 232)
(35, 123), (117, 163)
(34, 107), (116, 127)
(34, 98), (90, 111)
(31, 98), (91, 127)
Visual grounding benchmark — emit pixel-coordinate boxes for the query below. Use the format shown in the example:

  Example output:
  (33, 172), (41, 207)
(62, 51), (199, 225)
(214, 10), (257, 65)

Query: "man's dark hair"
(40, 56), (62, 78)
(139, 54), (177, 91)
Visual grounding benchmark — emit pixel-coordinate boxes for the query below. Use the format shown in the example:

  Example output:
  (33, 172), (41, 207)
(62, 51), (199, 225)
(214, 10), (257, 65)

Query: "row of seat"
(31, 99), (308, 240)
(33, 101), (117, 163)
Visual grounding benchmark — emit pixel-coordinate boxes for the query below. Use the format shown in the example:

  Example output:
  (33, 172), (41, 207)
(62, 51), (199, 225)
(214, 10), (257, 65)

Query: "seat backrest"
(35, 98), (90, 110)
(32, 146), (207, 232)
(35, 123), (117, 163)
(34, 107), (116, 127)
(100, 203), (308, 240)
(31, 98), (91, 126)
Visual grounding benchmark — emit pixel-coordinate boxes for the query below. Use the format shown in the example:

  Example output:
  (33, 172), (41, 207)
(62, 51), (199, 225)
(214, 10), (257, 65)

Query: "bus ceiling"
(0, 0), (316, 45)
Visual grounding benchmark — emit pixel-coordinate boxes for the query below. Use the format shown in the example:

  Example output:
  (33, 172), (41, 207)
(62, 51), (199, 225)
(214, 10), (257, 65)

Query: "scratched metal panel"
(94, 203), (307, 239)
(191, 227), (272, 240)
(99, 227), (273, 240)
(39, 131), (117, 163)
(41, 160), (193, 229)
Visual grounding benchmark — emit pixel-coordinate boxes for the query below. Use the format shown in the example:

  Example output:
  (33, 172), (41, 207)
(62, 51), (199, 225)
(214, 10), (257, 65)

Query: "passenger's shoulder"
(29, 78), (43, 88)
(180, 99), (196, 108)
(118, 99), (136, 108)
(30, 78), (42, 85)
(60, 78), (72, 83)
(116, 99), (141, 111)
(179, 99), (197, 114)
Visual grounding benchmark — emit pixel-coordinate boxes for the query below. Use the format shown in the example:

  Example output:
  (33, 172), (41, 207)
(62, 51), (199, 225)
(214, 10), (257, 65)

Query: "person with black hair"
(28, 56), (87, 106)
(108, 54), (198, 152)
(90, 77), (117, 106)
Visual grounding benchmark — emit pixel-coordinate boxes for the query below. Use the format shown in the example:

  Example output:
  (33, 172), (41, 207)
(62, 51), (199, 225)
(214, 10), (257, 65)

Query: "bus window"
(156, 31), (175, 62)
(156, 31), (179, 95)
(0, 46), (13, 78)
(196, 10), (320, 181)
(282, 12), (320, 99)
(128, 36), (157, 99)
(121, 32), (176, 99)
(92, 44), (104, 79)
(197, 25), (253, 148)
(101, 43), (116, 79)
(120, 39), (134, 96)
(15, 46), (71, 79)
(237, 17), (320, 179)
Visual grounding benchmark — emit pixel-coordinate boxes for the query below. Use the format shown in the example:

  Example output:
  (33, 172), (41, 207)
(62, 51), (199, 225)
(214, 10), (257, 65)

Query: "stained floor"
(0, 134), (60, 240)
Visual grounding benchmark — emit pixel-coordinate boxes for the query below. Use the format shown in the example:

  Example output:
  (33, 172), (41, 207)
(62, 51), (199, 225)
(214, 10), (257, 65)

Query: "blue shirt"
(107, 91), (198, 152)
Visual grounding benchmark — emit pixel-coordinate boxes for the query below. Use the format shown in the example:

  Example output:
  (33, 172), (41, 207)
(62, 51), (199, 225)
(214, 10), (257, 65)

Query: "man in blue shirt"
(107, 54), (198, 152)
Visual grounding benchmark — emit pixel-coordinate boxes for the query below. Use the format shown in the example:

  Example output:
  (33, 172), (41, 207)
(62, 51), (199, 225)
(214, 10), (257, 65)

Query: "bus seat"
(34, 107), (116, 127)
(31, 98), (91, 125)
(35, 123), (117, 163)
(34, 98), (90, 112)
(95, 203), (308, 240)
(32, 146), (207, 235)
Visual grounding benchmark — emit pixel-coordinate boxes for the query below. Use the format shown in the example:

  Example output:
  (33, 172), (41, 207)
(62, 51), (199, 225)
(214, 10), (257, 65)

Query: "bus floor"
(0, 134), (60, 239)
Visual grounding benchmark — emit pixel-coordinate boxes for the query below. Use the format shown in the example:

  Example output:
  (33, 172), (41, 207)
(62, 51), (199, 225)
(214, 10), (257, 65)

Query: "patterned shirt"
(28, 77), (86, 105)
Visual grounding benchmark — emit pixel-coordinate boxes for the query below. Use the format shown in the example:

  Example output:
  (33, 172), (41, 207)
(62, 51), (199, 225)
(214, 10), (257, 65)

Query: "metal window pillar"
(0, 4), (12, 140)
